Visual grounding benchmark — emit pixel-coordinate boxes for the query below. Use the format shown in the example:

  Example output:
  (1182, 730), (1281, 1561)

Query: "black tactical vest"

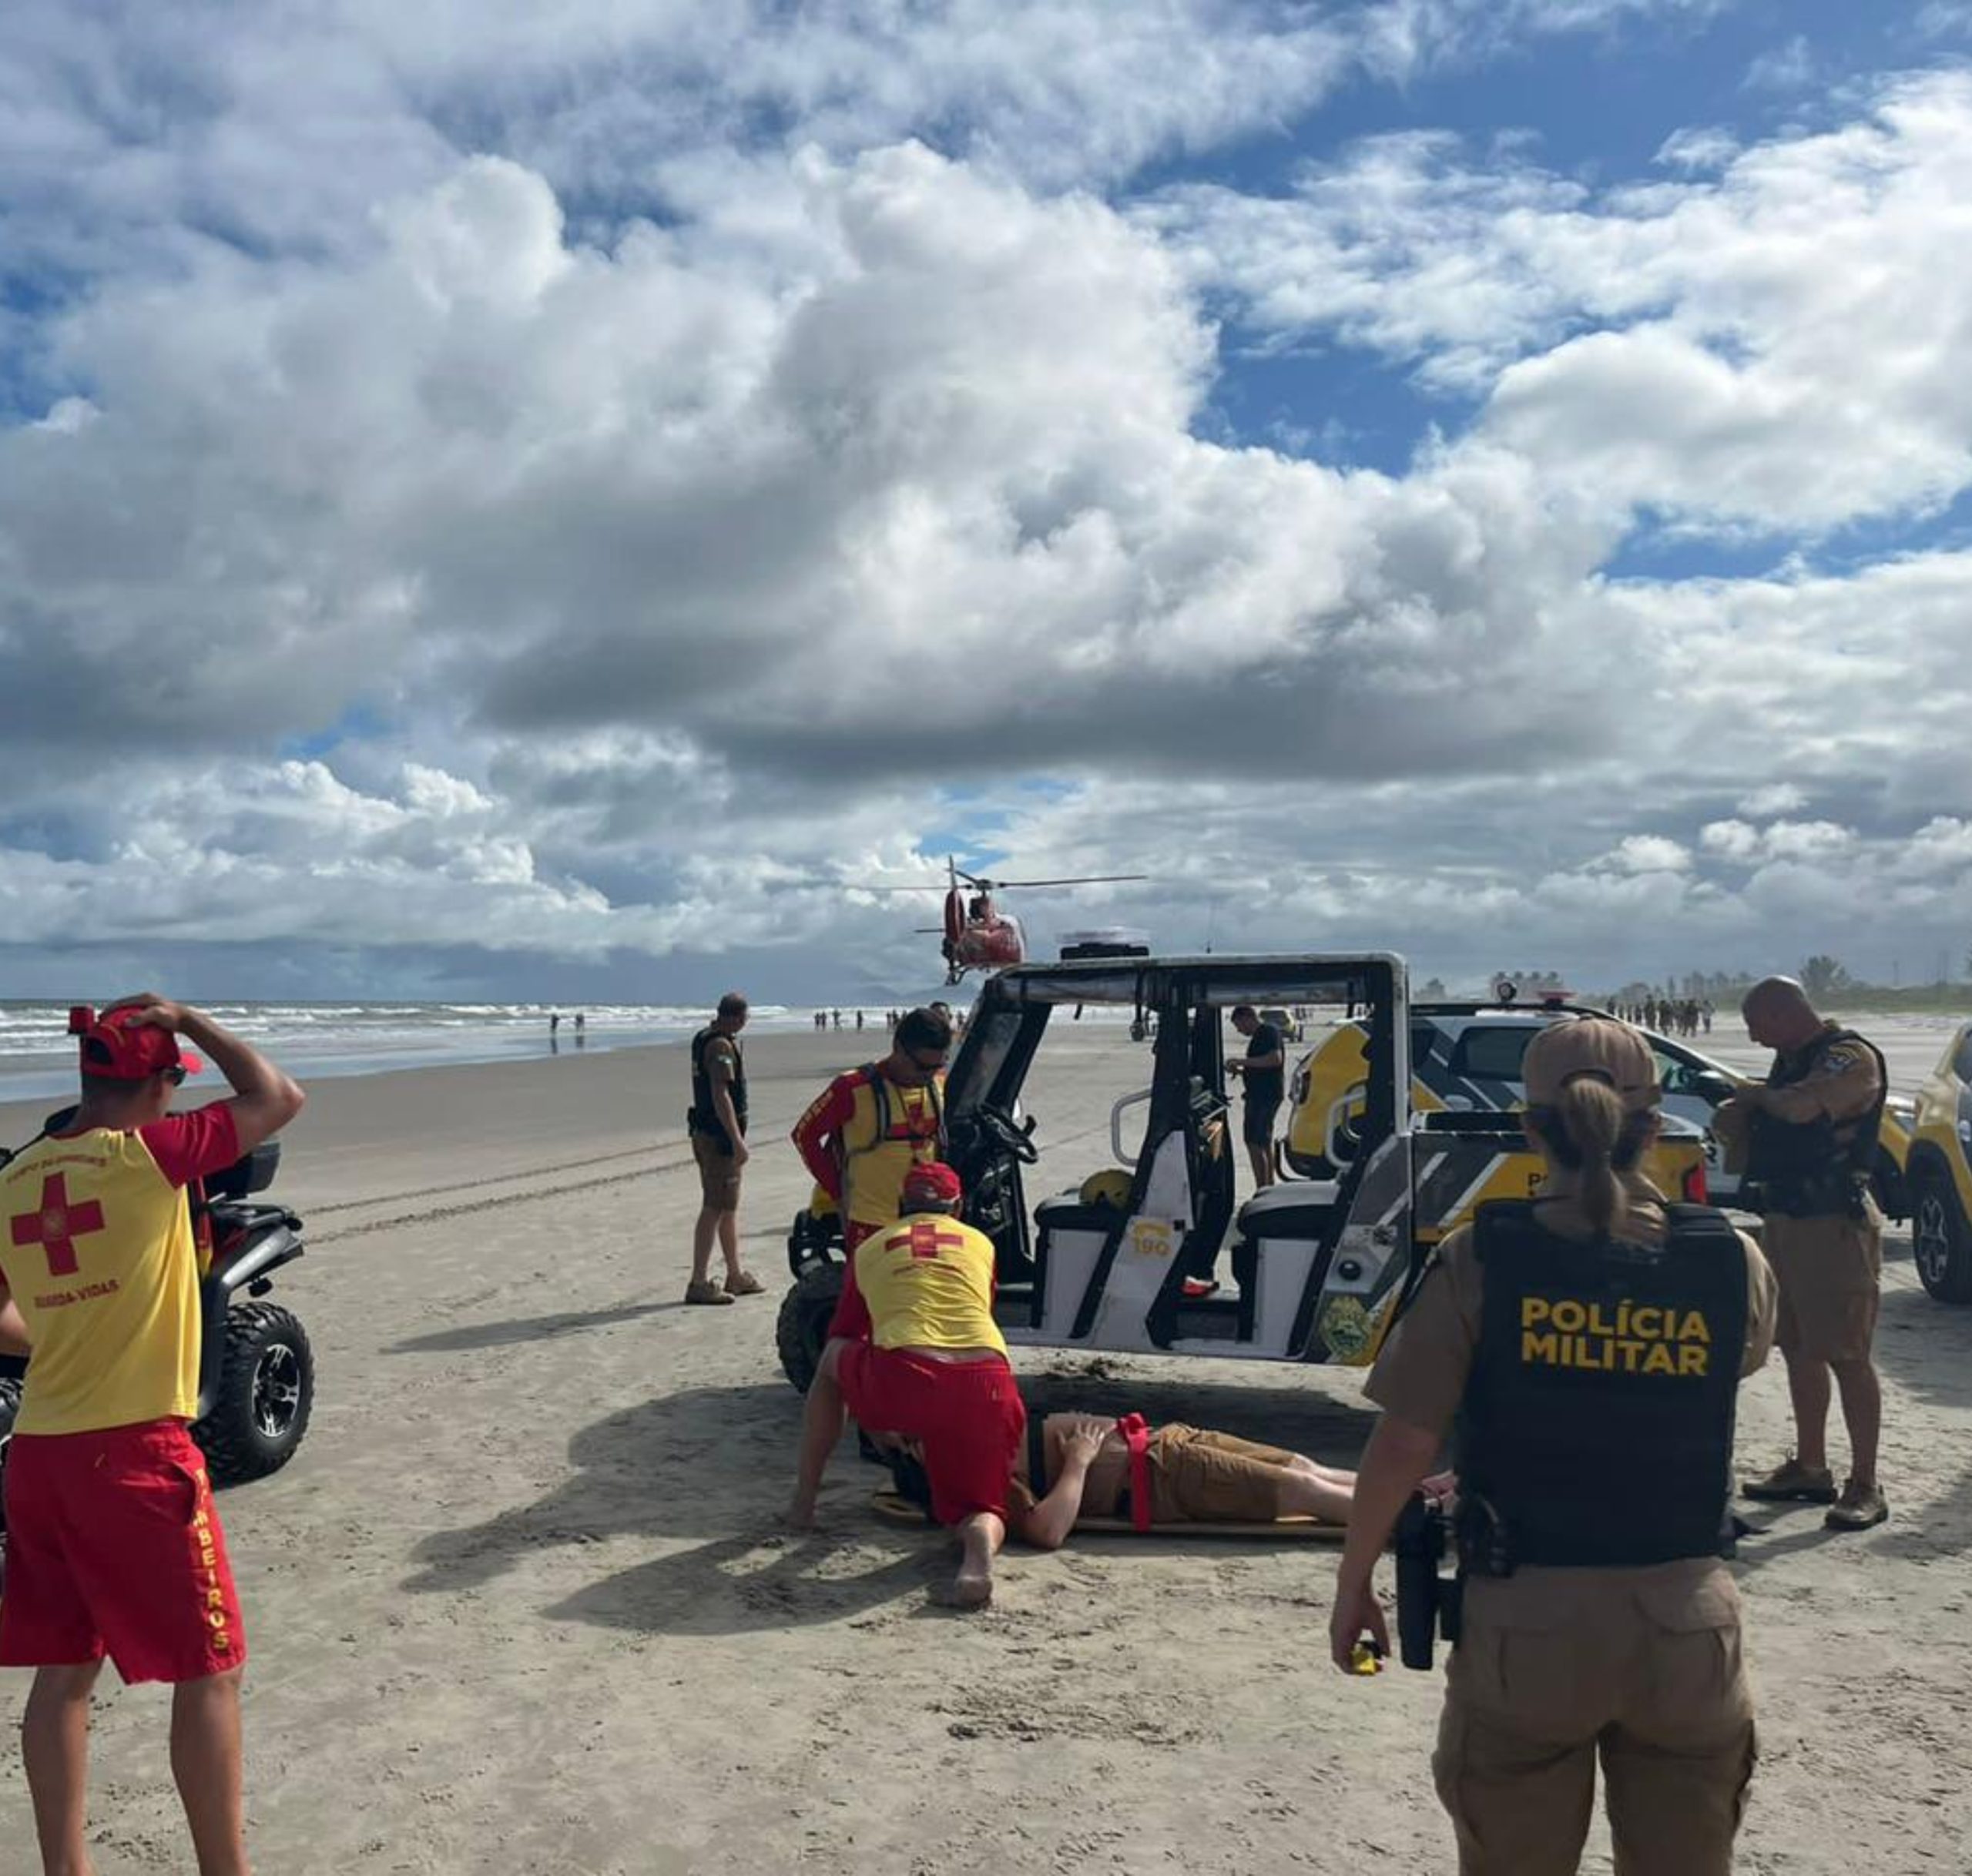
(689, 1027), (747, 1149)
(1458, 1200), (1746, 1571)
(1745, 1026), (1886, 1218)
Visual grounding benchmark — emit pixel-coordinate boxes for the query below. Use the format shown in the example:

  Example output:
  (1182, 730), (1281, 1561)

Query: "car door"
(1646, 1036), (1742, 1201)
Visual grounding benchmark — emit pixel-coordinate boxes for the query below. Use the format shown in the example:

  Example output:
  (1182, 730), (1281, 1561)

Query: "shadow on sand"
(385, 1299), (689, 1353)
(402, 1372), (1381, 1635)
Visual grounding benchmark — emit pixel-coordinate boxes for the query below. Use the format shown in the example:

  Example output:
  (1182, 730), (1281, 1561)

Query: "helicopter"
(855, 856), (1147, 983)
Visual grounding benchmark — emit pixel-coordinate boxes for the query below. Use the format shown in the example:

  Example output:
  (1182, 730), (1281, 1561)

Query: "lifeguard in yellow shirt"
(787, 1161), (1021, 1608)
(0, 996), (304, 1876)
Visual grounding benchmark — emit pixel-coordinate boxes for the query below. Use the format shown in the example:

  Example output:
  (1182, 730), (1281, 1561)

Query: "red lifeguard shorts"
(837, 1345), (1025, 1526)
(0, 1420), (247, 1685)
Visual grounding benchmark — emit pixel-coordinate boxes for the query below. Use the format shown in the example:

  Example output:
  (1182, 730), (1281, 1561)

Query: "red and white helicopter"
(857, 856), (1147, 983)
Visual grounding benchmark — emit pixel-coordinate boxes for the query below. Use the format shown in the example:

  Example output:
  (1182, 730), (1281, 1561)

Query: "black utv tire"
(193, 1302), (315, 1486)
(1912, 1170), (1972, 1304)
(776, 1261), (845, 1393)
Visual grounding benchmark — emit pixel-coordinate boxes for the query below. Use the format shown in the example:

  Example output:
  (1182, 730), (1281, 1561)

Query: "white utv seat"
(1229, 1181), (1343, 1356)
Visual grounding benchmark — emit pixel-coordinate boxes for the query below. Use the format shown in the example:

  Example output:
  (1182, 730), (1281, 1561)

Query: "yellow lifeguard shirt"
(0, 1108), (240, 1435)
(854, 1214), (1006, 1354)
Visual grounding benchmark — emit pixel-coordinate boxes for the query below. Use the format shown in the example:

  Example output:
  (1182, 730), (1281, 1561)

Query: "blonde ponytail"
(1551, 1074), (1625, 1235)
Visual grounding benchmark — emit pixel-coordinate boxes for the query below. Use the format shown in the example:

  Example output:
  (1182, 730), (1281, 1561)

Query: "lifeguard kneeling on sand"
(787, 1161), (1023, 1607)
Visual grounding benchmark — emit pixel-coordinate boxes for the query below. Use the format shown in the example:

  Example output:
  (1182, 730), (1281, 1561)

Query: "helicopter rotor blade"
(984, 874), (1149, 889)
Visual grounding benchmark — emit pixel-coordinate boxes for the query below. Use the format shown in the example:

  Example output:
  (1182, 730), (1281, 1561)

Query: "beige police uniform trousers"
(1764, 1208), (1881, 1364)
(1434, 1565), (1756, 1876)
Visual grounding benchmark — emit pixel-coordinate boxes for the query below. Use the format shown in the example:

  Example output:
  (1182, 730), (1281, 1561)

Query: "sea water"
(0, 1001), (813, 1104)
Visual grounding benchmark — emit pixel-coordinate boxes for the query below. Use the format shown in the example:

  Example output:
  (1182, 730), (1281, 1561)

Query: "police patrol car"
(1908, 1019), (1972, 1303)
(775, 953), (1713, 1390)
(1284, 992), (1912, 1219)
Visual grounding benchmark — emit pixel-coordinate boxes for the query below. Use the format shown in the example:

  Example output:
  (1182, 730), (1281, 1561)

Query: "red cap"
(69, 1005), (205, 1082)
(900, 1162), (964, 1208)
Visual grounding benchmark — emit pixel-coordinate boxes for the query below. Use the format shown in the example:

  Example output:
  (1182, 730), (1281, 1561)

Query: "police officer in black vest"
(1716, 977), (1889, 1529)
(686, 993), (762, 1305)
(1331, 1017), (1776, 1876)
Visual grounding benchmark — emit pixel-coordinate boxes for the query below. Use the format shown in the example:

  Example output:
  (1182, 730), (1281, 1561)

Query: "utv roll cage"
(939, 955), (1411, 1358)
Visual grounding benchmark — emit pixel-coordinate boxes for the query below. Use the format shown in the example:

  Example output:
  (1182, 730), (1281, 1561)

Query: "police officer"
(1717, 977), (1888, 1529)
(685, 992), (760, 1304)
(1330, 1018), (1776, 1876)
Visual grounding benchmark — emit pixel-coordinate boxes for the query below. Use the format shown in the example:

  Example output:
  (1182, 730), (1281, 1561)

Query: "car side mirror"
(1693, 1071), (1736, 1104)
(1022, 1114), (1038, 1137)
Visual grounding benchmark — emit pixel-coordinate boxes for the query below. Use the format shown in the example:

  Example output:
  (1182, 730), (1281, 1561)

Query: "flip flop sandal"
(725, 1271), (766, 1296)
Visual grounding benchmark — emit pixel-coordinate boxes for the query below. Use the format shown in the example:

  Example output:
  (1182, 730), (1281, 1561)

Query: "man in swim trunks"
(787, 1161), (1023, 1607)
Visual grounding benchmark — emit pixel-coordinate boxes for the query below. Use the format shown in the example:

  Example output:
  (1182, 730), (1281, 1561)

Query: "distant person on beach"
(791, 1005), (952, 1343)
(789, 1164), (1021, 1607)
(548, 1011), (560, 1037)
(1226, 1004), (1284, 1194)
(0, 995), (305, 1876)
(686, 993), (761, 1305)
(574, 1013), (585, 1040)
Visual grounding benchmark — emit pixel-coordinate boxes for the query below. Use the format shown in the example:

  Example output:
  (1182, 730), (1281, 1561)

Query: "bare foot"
(785, 1497), (818, 1532)
(951, 1521), (996, 1607)
(951, 1559), (994, 1609)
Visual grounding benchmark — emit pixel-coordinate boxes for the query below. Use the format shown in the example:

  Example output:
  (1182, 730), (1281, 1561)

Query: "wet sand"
(1, 1018), (1969, 1874)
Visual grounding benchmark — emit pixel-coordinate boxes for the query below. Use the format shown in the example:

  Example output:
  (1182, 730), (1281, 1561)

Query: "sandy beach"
(2, 1019), (1970, 1874)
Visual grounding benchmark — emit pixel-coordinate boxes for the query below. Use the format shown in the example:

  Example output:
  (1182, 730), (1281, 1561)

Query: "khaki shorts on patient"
(1145, 1425), (1303, 1522)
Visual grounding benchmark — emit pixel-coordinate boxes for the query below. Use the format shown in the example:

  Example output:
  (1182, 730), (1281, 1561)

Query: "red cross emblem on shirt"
(8, 1174), (107, 1278)
(905, 1221), (964, 1261)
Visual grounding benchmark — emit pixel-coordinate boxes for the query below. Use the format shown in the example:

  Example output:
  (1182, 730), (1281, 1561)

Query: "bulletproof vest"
(1745, 1027), (1886, 1218)
(1458, 1200), (1746, 1571)
(689, 1027), (746, 1148)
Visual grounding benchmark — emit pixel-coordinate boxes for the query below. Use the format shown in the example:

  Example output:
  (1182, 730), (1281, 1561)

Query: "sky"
(5, 0), (1972, 1004)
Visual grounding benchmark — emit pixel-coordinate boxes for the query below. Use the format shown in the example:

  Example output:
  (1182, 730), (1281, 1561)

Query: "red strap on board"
(1115, 1412), (1154, 1533)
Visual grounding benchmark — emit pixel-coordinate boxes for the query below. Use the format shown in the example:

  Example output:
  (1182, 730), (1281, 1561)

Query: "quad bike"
(0, 1118), (314, 1543)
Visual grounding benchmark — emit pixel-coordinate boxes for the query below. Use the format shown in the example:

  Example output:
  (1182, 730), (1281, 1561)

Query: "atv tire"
(776, 1261), (845, 1393)
(193, 1302), (315, 1486)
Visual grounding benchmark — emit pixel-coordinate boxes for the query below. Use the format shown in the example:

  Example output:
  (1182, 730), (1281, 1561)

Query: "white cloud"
(1742, 35), (1816, 93)
(1603, 834), (1692, 873)
(1738, 782), (1806, 816)
(1702, 820), (1762, 860)
(1152, 72), (1972, 531)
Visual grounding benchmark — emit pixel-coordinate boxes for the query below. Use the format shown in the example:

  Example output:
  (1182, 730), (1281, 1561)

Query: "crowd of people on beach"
(1613, 994), (1714, 1036)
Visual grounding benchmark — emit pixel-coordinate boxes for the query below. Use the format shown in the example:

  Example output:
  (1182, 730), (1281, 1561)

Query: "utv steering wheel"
(975, 1104), (1040, 1164)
